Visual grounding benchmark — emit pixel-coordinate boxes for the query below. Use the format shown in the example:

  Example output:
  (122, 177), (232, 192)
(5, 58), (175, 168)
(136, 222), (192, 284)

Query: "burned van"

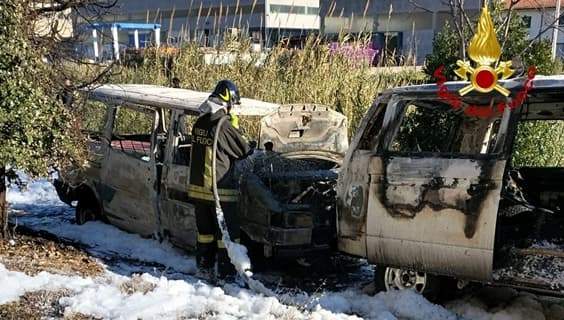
(337, 76), (564, 297)
(54, 84), (347, 261)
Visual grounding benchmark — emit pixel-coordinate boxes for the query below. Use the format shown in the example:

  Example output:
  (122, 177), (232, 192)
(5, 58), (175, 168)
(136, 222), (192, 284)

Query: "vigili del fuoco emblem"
(454, 3), (514, 96)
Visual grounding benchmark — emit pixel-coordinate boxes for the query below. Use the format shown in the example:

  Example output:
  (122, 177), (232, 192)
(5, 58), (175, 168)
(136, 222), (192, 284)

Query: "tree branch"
(33, 0), (117, 15)
(407, 0), (434, 13)
(523, 11), (564, 54)
(499, 0), (521, 55)
(447, 0), (467, 59)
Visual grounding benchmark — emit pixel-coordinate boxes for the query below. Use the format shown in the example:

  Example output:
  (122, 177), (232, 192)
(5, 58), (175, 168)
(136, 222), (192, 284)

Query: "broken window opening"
(78, 100), (108, 141)
(512, 120), (564, 168)
(388, 101), (502, 156)
(111, 106), (155, 160)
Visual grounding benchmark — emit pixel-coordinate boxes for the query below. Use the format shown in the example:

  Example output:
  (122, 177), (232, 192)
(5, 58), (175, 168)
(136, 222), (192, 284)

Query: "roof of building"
(88, 22), (161, 30)
(510, 0), (563, 9)
(85, 84), (280, 116)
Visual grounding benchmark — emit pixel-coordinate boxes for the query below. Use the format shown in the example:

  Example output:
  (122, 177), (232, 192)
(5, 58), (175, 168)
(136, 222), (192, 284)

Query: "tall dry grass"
(111, 35), (424, 136)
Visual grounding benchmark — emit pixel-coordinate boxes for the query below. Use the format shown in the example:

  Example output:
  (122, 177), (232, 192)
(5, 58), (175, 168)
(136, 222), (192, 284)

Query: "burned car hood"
(259, 104), (348, 160)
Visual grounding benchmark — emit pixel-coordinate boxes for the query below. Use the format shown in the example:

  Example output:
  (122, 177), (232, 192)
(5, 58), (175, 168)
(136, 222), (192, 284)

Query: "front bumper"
(240, 174), (336, 258)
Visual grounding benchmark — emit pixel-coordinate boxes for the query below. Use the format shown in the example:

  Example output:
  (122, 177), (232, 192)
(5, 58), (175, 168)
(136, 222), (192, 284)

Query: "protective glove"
(230, 113), (240, 129)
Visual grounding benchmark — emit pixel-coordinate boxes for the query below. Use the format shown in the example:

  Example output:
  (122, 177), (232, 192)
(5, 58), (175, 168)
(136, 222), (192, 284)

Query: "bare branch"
(447, 0), (467, 59)
(523, 11), (564, 54)
(458, 0), (475, 35)
(499, 0), (522, 55)
(33, 0), (117, 15)
(407, 0), (434, 13)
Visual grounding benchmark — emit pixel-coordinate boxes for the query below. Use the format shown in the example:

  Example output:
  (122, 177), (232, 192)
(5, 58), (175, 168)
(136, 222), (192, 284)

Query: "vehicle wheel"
(374, 266), (442, 301)
(75, 196), (100, 225)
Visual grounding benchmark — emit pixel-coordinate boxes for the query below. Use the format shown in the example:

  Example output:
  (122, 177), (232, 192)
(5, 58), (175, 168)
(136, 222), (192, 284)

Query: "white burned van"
(337, 76), (564, 298)
(55, 84), (348, 261)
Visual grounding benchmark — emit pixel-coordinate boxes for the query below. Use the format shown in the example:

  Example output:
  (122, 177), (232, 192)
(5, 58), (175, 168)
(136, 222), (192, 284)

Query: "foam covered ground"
(3, 176), (564, 319)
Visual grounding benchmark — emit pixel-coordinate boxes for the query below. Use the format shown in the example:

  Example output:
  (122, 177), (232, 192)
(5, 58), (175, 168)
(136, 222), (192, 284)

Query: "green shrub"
(513, 121), (564, 167)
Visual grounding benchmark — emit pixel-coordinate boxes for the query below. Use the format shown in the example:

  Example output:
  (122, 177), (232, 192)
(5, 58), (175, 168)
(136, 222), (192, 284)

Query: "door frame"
(98, 104), (160, 236)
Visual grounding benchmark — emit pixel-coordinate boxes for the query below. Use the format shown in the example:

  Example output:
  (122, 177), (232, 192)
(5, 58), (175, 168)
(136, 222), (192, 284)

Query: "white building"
(94, 0), (320, 48)
(512, 0), (564, 57)
(84, 0), (564, 62)
(320, 0), (482, 64)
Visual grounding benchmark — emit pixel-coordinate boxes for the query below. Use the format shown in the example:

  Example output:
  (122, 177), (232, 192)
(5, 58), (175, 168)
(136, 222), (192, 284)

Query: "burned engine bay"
(237, 150), (339, 257)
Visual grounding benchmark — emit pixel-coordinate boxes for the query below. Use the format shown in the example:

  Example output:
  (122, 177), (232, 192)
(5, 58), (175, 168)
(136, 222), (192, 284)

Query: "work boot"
(217, 249), (236, 280)
(196, 242), (216, 271)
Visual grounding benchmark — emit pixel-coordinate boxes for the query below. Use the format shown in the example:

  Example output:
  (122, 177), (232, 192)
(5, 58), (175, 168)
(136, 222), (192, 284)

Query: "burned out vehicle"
(337, 76), (564, 297)
(54, 84), (347, 260)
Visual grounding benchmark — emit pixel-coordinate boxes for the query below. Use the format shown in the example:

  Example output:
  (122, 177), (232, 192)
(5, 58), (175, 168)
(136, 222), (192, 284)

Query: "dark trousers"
(194, 199), (240, 276)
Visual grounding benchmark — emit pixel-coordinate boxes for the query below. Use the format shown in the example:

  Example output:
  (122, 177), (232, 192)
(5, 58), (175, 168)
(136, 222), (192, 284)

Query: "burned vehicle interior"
(494, 91), (564, 293)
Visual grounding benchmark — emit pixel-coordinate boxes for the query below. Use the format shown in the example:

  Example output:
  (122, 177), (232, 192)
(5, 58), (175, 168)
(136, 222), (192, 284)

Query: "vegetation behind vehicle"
(71, 0), (564, 171)
(423, 0), (564, 168)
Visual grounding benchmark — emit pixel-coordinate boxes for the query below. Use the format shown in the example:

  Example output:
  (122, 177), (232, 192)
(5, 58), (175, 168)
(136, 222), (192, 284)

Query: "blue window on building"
(128, 34), (135, 47)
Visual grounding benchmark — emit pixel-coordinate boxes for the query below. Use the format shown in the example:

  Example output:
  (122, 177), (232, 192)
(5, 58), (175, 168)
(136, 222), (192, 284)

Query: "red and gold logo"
(454, 5), (514, 96)
(434, 3), (536, 118)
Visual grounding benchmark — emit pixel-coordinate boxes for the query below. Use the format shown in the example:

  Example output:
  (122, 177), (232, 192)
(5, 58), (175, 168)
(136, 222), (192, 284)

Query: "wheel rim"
(383, 267), (427, 293)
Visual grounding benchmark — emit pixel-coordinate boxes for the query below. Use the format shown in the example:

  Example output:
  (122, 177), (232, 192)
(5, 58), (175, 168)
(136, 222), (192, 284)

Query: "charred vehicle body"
(239, 105), (348, 258)
(54, 85), (347, 261)
(337, 76), (564, 297)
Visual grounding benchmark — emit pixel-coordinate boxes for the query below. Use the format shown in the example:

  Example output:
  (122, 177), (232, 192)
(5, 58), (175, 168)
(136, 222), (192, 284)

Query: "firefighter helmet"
(211, 80), (241, 106)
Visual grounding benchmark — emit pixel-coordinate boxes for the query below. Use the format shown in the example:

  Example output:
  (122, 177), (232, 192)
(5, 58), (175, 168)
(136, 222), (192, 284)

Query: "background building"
(80, 0), (564, 63)
(320, 0), (482, 64)
(92, 0), (320, 49)
(512, 0), (564, 57)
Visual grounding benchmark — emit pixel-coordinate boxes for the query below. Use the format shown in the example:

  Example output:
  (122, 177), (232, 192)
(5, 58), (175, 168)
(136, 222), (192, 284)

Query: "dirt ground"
(0, 232), (104, 319)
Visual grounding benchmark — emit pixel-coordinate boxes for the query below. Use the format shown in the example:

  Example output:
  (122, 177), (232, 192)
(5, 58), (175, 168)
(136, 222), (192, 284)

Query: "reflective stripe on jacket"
(188, 100), (250, 203)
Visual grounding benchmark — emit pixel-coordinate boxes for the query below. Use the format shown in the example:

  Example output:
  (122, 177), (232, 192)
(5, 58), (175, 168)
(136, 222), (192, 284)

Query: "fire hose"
(211, 116), (275, 297)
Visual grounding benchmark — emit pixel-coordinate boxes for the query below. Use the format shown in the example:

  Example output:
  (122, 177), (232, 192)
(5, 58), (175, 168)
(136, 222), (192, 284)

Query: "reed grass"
(110, 35), (424, 136)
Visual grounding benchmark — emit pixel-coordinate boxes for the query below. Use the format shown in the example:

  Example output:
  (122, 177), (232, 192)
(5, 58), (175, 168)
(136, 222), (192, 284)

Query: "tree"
(424, 21), (466, 81)
(0, 0), (115, 238)
(425, 0), (555, 80)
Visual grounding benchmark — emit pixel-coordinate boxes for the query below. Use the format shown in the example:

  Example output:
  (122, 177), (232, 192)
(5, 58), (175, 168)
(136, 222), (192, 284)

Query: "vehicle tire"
(374, 265), (443, 301)
(75, 195), (101, 225)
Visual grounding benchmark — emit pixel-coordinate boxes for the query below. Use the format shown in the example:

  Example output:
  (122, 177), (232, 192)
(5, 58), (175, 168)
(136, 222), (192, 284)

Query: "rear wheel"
(374, 266), (443, 301)
(75, 194), (101, 225)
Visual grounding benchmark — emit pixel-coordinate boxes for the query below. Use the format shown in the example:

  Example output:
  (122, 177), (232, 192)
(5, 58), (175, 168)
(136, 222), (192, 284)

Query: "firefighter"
(188, 80), (250, 279)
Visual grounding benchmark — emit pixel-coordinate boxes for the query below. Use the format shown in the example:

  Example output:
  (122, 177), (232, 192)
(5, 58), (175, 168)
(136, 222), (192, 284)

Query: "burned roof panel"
(84, 84), (280, 116)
